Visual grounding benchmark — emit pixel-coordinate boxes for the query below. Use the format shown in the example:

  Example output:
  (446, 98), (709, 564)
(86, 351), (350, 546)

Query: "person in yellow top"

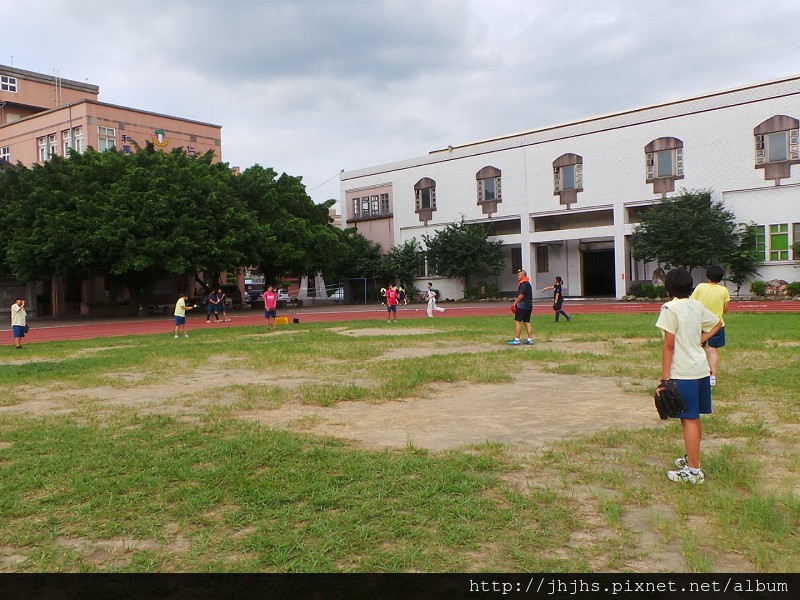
(174, 293), (195, 339)
(691, 265), (731, 386)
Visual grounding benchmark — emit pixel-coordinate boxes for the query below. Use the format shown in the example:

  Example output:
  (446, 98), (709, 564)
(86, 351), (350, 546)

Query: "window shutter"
(495, 176), (502, 200)
(790, 129), (799, 161)
(675, 148), (683, 177)
(553, 167), (561, 193)
(575, 163), (583, 189)
(415, 190), (421, 211)
(646, 153), (655, 179)
(430, 186), (437, 210)
(755, 134), (765, 165)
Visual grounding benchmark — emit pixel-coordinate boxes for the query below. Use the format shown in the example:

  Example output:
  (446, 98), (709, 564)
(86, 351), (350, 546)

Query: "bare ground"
(0, 328), (782, 572)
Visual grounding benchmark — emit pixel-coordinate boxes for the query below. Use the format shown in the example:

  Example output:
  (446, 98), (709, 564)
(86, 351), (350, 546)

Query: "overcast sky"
(5, 0), (800, 208)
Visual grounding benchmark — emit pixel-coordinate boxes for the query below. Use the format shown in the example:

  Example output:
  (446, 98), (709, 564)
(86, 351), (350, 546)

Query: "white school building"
(339, 76), (800, 300)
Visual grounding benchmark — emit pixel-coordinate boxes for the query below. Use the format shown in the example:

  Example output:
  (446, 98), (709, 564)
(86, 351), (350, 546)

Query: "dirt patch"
(234, 365), (653, 451)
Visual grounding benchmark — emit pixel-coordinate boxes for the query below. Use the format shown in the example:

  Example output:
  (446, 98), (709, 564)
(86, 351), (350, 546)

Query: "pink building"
(1, 65), (224, 317)
(1, 65), (221, 166)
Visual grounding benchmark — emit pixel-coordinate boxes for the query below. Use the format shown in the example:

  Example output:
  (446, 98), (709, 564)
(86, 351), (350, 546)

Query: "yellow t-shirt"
(174, 297), (187, 317)
(691, 282), (730, 326)
(656, 298), (720, 380)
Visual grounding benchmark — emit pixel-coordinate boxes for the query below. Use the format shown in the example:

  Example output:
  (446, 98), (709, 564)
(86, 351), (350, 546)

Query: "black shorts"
(514, 308), (532, 323)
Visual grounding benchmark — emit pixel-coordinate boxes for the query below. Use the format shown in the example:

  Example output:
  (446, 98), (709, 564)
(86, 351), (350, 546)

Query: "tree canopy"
(0, 145), (348, 296)
(422, 219), (504, 290)
(630, 190), (738, 272)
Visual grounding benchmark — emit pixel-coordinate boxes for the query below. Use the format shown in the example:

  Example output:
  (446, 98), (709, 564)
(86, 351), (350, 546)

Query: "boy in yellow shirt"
(691, 265), (730, 386)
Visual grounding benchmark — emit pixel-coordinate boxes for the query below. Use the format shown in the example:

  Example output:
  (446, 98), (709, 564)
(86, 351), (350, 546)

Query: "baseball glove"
(510, 304), (517, 314)
(654, 379), (687, 420)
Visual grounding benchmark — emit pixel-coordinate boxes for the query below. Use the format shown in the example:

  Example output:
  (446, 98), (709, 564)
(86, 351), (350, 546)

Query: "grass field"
(0, 312), (797, 572)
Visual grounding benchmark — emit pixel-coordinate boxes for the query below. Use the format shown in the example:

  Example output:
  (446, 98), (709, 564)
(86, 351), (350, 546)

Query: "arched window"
(414, 177), (436, 223)
(645, 137), (684, 196)
(553, 153), (583, 208)
(754, 115), (799, 183)
(476, 166), (502, 216)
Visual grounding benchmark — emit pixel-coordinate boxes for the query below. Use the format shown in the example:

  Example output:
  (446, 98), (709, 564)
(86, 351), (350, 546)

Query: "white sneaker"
(667, 466), (705, 485)
(184, 334), (189, 338)
(174, 335), (179, 339)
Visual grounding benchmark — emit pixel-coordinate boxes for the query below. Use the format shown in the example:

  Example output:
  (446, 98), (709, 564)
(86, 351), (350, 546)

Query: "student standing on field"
(263, 285), (278, 332)
(11, 297), (27, 349)
(425, 282), (446, 318)
(656, 269), (720, 485)
(174, 293), (195, 339)
(206, 289), (221, 323)
(508, 270), (534, 345)
(218, 288), (232, 322)
(691, 265), (730, 386)
(542, 276), (571, 322)
(386, 283), (399, 323)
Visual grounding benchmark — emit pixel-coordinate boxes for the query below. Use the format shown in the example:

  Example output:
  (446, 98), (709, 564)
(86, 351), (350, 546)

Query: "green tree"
(725, 223), (762, 296)
(1, 146), (257, 299)
(422, 219), (504, 291)
(234, 166), (347, 284)
(381, 239), (421, 288)
(631, 189), (738, 272)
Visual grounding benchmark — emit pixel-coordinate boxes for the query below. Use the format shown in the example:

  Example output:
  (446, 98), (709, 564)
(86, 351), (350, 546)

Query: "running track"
(6, 300), (800, 344)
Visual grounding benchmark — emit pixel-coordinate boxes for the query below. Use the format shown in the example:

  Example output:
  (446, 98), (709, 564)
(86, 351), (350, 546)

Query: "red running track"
(6, 301), (800, 344)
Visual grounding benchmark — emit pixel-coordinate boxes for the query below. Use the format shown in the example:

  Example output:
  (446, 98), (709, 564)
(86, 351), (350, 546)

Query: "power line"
(309, 169), (344, 191)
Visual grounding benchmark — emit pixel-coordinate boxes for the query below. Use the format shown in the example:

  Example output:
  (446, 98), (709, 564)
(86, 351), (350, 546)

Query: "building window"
(416, 252), (427, 278)
(62, 126), (84, 155)
(361, 197), (370, 217)
(754, 115), (799, 183)
(37, 134), (58, 161)
(553, 153), (583, 208)
(476, 167), (502, 199)
(795, 223), (800, 260)
(770, 224), (790, 261)
(511, 247), (522, 274)
(0, 146), (9, 161)
(756, 223), (799, 261)
(536, 246), (549, 274)
(352, 198), (360, 218)
(370, 195), (379, 215)
(98, 126), (116, 151)
(380, 193), (390, 215)
(645, 137), (684, 195)
(754, 225), (766, 259)
(0, 75), (17, 92)
(415, 179), (436, 210)
(476, 166), (502, 216)
(414, 177), (437, 223)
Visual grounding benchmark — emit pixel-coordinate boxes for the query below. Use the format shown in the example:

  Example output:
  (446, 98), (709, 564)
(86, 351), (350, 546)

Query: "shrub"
(627, 282), (665, 298)
(786, 282), (800, 296)
(750, 280), (767, 296)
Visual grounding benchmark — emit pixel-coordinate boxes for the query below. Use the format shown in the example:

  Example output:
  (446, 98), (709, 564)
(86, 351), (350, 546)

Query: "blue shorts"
(673, 377), (712, 419)
(514, 308), (532, 323)
(707, 326), (725, 349)
(387, 305), (397, 313)
(174, 316), (186, 325)
(12, 325), (26, 338)
(264, 309), (277, 319)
